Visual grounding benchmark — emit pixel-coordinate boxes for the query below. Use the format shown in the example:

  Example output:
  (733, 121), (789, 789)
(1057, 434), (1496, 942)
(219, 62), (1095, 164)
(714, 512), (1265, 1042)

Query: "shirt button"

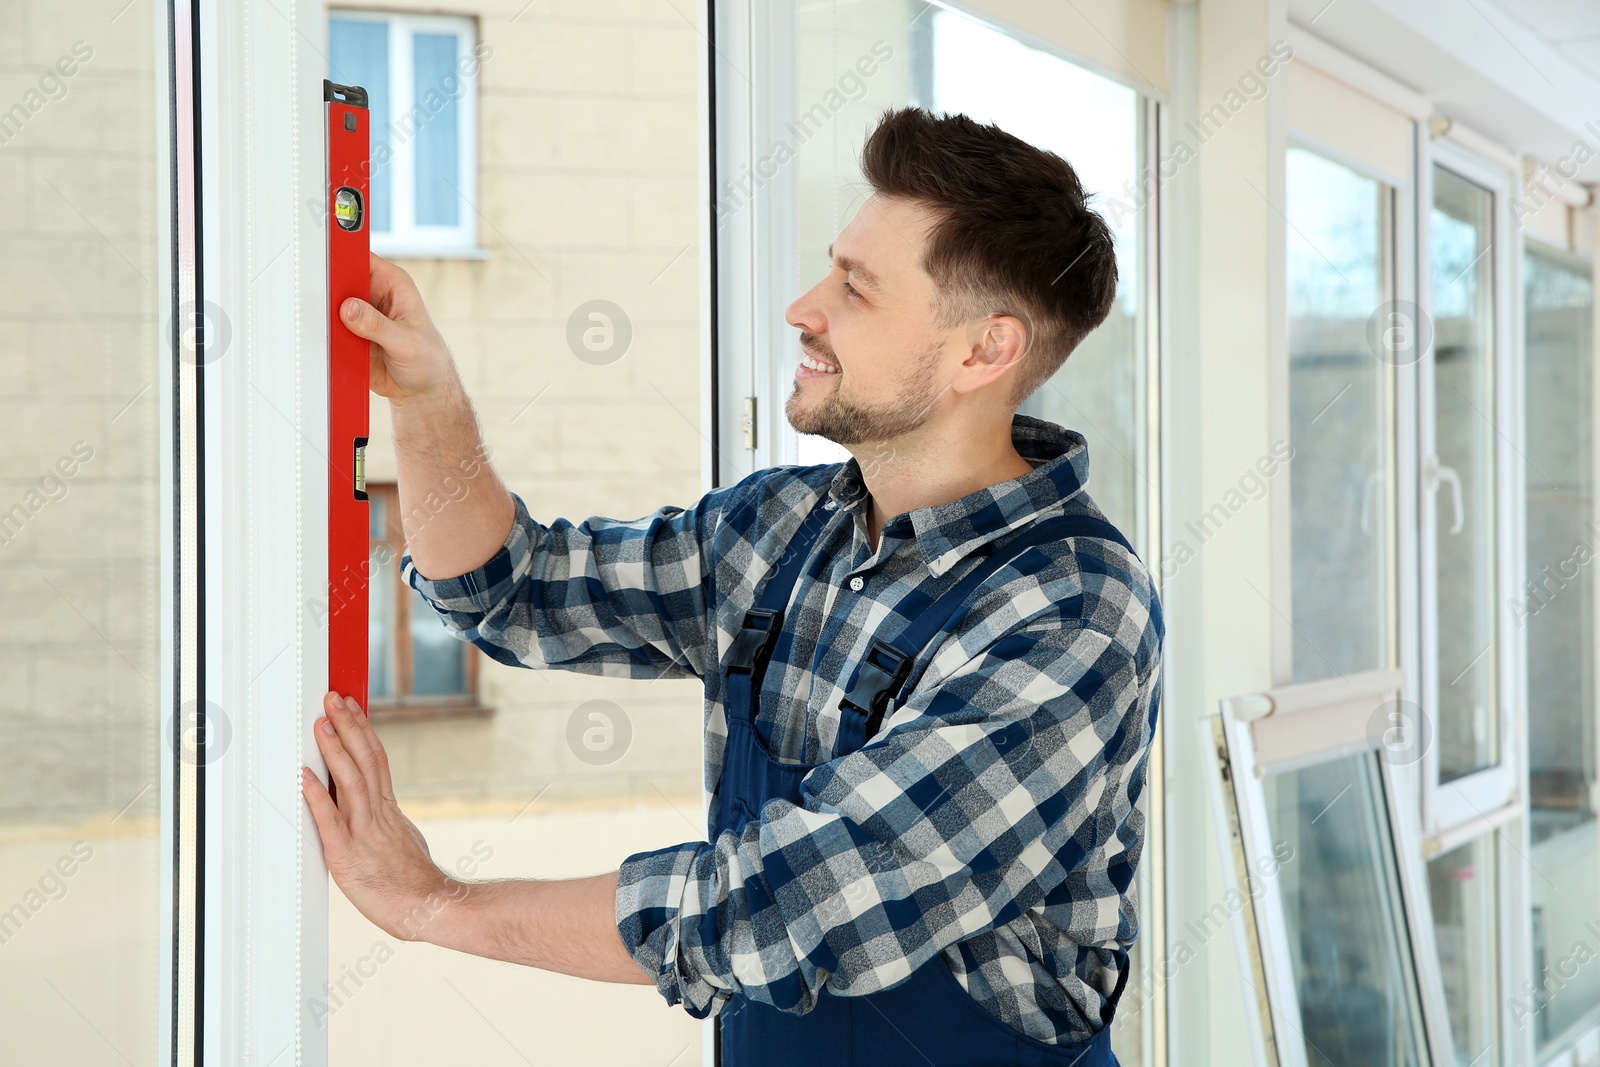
(849, 576), (864, 592)
(823, 498), (838, 510)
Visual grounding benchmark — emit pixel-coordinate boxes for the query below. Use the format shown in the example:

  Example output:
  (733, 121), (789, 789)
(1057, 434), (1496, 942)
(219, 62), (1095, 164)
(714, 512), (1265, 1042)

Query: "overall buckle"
(727, 608), (784, 675)
(840, 638), (914, 736)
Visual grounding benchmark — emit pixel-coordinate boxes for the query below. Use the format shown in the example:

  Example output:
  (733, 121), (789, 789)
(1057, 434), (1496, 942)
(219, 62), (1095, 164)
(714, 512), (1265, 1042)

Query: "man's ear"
(954, 313), (1029, 395)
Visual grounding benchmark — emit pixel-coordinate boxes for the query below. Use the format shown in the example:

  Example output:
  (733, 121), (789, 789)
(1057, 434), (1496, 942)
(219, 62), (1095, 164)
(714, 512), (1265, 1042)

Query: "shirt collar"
(825, 414), (1092, 577)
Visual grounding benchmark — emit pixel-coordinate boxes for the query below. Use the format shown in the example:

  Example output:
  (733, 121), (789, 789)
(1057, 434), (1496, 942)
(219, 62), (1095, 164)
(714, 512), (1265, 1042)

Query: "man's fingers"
(315, 710), (371, 823)
(301, 767), (352, 855)
(340, 295), (403, 348)
(367, 252), (419, 319)
(353, 704), (399, 804)
(326, 693), (392, 799)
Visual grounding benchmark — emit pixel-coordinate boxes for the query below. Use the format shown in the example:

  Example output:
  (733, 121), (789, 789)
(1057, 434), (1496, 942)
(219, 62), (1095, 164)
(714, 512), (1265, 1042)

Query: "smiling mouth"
(799, 350), (840, 374)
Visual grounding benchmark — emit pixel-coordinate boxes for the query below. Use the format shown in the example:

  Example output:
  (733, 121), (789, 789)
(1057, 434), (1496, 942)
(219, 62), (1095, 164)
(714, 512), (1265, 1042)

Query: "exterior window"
(328, 11), (482, 255)
(366, 483), (486, 720)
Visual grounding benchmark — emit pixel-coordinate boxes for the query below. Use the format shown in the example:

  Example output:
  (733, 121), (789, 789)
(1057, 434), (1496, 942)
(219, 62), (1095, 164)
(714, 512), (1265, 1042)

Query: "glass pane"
(0, 3), (165, 1060)
(329, 6), (705, 1065)
(329, 16), (391, 233)
(1264, 754), (1425, 1067)
(408, 585), (465, 695)
(1286, 148), (1393, 681)
(412, 31), (460, 227)
(1427, 838), (1499, 1064)
(1524, 243), (1600, 1048)
(1430, 165), (1499, 781)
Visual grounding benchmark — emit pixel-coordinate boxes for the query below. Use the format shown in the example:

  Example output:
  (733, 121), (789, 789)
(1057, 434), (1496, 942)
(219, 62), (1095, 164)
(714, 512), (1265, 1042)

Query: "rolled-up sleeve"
(613, 615), (1160, 1021)
(402, 487), (737, 682)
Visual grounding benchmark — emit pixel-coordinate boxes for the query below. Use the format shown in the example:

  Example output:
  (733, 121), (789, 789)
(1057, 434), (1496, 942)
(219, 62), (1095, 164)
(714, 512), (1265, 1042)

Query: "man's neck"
(851, 416), (1034, 553)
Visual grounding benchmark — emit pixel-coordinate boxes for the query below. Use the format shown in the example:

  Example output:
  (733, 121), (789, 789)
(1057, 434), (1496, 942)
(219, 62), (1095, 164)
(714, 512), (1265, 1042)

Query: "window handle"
(1423, 454), (1465, 535)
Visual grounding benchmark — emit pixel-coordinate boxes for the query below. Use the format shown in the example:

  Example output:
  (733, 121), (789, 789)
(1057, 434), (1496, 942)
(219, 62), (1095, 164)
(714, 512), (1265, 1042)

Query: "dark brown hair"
(859, 106), (1119, 408)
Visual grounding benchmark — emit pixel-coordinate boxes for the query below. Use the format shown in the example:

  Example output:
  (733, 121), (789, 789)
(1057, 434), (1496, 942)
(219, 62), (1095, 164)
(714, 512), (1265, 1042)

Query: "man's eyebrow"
(826, 242), (885, 295)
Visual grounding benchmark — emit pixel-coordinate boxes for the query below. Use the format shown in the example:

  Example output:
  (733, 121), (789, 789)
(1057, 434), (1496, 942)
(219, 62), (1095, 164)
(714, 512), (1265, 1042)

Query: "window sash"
(1212, 673), (1458, 1067)
(1281, 143), (1401, 685)
(1419, 138), (1523, 834)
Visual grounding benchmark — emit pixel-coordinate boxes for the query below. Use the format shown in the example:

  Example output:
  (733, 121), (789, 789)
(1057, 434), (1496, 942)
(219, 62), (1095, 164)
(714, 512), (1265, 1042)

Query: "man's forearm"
(418, 869), (653, 986)
(391, 374), (516, 581)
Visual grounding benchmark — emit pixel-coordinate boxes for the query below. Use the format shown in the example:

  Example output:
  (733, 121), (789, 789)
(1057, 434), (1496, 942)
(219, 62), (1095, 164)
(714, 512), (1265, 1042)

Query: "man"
(302, 106), (1163, 1066)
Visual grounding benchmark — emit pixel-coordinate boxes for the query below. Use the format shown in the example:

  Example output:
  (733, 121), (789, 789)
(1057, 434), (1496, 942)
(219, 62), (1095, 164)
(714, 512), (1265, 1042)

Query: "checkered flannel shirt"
(401, 413), (1164, 1046)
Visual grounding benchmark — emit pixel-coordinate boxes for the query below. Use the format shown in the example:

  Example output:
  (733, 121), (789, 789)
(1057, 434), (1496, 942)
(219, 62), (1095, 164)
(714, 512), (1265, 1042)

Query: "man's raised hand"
(340, 252), (457, 407)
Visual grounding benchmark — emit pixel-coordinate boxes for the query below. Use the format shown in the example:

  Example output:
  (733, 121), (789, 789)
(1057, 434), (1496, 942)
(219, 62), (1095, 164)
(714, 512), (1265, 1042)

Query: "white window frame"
(1208, 669), (1457, 1067)
(1416, 134), (1523, 837)
(1279, 132), (1413, 695)
(191, 0), (334, 1062)
(1400, 133), (1529, 1067)
(327, 9), (482, 258)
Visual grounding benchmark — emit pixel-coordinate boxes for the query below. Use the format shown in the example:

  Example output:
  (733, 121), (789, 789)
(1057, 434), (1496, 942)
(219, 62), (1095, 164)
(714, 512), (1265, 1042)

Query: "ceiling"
(1503, 0), (1600, 82)
(1286, 0), (1600, 183)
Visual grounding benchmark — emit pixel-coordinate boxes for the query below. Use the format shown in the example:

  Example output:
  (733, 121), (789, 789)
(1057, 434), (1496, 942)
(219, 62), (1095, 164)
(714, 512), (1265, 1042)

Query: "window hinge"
(742, 396), (757, 450)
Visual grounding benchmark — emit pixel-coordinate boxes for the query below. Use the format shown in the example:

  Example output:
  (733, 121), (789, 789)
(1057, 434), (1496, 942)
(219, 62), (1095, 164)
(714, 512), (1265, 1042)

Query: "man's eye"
(843, 281), (861, 300)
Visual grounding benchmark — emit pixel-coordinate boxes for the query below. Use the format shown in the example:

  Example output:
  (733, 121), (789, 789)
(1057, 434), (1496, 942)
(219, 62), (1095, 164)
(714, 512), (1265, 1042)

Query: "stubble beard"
(785, 340), (945, 446)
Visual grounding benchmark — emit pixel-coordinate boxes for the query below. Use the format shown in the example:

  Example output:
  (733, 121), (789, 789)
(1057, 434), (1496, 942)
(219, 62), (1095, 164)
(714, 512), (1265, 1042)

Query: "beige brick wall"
(333, 0), (708, 809)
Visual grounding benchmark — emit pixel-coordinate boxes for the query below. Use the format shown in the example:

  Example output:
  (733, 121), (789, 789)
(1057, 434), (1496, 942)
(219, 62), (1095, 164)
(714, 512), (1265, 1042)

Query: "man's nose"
(785, 276), (830, 331)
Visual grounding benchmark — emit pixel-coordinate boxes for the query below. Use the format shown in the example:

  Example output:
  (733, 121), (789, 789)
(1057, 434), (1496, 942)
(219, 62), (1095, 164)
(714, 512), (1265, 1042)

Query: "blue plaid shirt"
(402, 414), (1164, 1046)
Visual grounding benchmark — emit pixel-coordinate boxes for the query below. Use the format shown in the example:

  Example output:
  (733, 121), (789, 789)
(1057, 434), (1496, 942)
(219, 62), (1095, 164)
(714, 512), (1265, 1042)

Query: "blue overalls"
(712, 497), (1139, 1067)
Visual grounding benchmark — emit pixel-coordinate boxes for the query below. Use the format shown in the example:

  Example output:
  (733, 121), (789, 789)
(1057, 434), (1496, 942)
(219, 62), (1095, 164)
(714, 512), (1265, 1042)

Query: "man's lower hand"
(302, 690), (457, 943)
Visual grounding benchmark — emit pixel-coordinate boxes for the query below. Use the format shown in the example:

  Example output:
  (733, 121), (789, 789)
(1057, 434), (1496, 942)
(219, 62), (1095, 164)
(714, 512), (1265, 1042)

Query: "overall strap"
(722, 497), (832, 704)
(833, 511), (1135, 754)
